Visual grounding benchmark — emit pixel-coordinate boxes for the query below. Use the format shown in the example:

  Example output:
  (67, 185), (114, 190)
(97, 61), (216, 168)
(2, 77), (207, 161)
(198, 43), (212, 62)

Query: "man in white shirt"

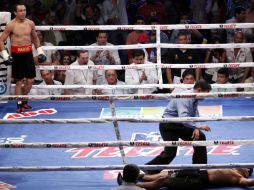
(226, 31), (252, 83)
(33, 31), (57, 83)
(64, 50), (96, 95)
(172, 68), (196, 93)
(89, 31), (121, 85)
(97, 69), (127, 95)
(244, 67), (254, 91)
(30, 70), (63, 95)
(125, 49), (158, 94)
(212, 68), (236, 92)
(225, 6), (252, 43)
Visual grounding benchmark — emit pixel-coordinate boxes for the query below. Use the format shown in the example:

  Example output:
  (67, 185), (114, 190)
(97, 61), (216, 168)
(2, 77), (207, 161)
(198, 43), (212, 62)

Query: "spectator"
(163, 0), (183, 25)
(172, 68), (196, 93)
(211, 68), (236, 92)
(75, 4), (98, 45)
(226, 31), (252, 83)
(101, 0), (128, 25)
(246, 0), (254, 23)
(137, 32), (149, 62)
(31, 1), (46, 25)
(126, 0), (146, 24)
(190, 0), (209, 24)
(125, 49), (158, 94)
(33, 31), (57, 65)
(75, 0), (90, 24)
(126, 16), (147, 63)
(89, 31), (121, 85)
(206, 0), (227, 37)
(169, 12), (207, 44)
(206, 0), (227, 24)
(96, 70), (128, 95)
(145, 17), (169, 90)
(227, 0), (249, 18)
(55, 41), (74, 64)
(245, 0), (254, 43)
(244, 67), (254, 91)
(30, 70), (63, 95)
(42, 11), (66, 46)
(64, 50), (97, 95)
(166, 32), (200, 85)
(55, 1), (76, 25)
(137, 0), (166, 24)
(63, 0), (76, 25)
(225, 6), (252, 43)
(93, 4), (104, 25)
(33, 30), (57, 84)
(54, 54), (71, 84)
(203, 36), (227, 84)
(147, 17), (169, 63)
(100, 0), (128, 45)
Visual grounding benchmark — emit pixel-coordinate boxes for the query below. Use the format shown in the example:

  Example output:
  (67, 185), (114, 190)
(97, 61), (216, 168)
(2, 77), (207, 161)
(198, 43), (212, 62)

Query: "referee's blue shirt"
(162, 90), (199, 129)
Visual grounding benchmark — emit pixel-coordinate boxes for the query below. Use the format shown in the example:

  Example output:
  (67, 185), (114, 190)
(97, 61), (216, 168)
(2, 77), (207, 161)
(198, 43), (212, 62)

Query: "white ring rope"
(36, 63), (254, 70)
(42, 44), (155, 51)
(0, 163), (254, 172)
(0, 140), (253, 148)
(1, 92), (254, 101)
(42, 43), (254, 51)
(11, 83), (254, 90)
(34, 23), (254, 31)
(109, 97), (128, 164)
(160, 43), (254, 49)
(156, 26), (163, 84)
(1, 116), (254, 124)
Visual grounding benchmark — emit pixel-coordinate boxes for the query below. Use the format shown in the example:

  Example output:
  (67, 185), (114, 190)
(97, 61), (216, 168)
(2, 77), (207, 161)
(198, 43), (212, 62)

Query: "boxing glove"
(37, 47), (47, 63)
(1, 49), (13, 66)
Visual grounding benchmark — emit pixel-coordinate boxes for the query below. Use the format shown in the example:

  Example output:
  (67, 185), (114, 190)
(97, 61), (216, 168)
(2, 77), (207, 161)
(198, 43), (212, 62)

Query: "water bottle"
(150, 50), (155, 62)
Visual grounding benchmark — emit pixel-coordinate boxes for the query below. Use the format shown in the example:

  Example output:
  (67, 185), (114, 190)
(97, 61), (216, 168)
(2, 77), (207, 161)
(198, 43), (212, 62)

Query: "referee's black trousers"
(145, 122), (207, 174)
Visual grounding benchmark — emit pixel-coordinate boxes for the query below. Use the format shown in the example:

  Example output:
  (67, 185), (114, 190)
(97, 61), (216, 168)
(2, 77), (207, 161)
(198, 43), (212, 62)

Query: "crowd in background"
(1, 0), (254, 95)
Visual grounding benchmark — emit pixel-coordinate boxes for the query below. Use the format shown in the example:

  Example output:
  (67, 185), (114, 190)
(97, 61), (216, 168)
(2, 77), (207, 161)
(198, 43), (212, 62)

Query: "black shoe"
(248, 168), (253, 176)
(117, 172), (123, 186)
(22, 101), (32, 110)
(16, 101), (25, 113)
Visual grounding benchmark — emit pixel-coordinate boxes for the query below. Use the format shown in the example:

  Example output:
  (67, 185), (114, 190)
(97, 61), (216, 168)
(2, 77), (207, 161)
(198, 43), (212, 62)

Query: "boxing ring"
(0, 98), (254, 190)
(1, 22), (254, 190)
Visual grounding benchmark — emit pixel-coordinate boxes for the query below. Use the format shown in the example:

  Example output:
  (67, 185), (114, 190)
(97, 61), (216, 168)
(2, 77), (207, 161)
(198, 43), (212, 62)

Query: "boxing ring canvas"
(0, 98), (254, 190)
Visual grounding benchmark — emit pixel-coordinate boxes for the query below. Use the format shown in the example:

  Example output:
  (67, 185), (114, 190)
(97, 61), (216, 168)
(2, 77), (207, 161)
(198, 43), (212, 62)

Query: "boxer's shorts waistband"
(11, 45), (32, 53)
